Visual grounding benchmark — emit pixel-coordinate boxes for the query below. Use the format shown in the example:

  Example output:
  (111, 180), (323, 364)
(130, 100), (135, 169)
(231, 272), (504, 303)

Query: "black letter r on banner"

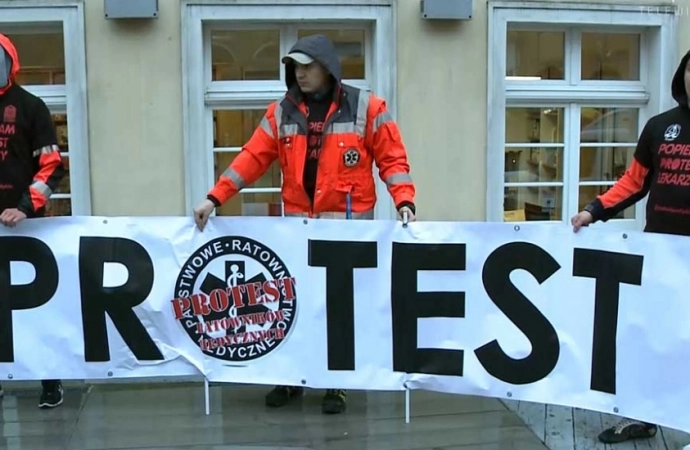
(79, 237), (164, 362)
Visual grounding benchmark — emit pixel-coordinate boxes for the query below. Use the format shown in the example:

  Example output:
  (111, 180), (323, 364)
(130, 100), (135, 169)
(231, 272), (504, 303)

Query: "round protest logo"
(171, 236), (297, 364)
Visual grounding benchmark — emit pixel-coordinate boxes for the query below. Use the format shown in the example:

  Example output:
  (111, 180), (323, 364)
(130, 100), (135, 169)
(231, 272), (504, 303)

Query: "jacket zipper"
(286, 90), (343, 218)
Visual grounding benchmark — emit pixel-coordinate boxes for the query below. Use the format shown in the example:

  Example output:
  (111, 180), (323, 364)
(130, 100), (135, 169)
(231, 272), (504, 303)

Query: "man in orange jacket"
(194, 34), (416, 414)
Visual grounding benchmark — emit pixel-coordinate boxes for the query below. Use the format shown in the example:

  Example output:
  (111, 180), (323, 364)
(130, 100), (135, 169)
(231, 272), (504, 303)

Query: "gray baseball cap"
(281, 51), (314, 65)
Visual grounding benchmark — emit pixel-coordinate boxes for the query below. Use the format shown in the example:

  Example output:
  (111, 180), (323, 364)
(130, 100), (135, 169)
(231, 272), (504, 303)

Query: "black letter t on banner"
(573, 248), (643, 395)
(79, 237), (163, 362)
(391, 243), (466, 377)
(308, 240), (377, 371)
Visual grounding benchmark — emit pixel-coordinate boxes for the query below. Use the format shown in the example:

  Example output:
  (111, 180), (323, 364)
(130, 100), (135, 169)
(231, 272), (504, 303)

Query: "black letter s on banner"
(0, 237), (58, 362)
(477, 242), (560, 384)
(79, 237), (163, 362)
(573, 248), (643, 395)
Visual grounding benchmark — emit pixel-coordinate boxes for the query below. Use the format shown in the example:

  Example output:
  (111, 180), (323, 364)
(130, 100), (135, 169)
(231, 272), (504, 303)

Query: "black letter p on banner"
(0, 237), (58, 362)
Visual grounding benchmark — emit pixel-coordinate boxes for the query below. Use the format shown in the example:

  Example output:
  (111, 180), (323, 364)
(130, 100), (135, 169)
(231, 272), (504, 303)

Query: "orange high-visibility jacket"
(207, 83), (415, 219)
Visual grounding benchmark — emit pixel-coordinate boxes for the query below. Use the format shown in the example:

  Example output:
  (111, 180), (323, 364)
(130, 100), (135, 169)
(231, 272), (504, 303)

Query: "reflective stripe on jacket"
(208, 83), (415, 219)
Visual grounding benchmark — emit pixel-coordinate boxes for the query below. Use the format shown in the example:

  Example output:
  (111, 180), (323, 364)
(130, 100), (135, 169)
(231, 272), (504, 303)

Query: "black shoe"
(38, 380), (63, 409)
(265, 385), (303, 407)
(0, 382), (3, 398)
(321, 389), (347, 414)
(598, 419), (657, 443)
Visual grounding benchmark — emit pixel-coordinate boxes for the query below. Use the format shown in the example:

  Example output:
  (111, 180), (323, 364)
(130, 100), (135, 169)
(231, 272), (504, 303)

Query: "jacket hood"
(283, 34), (342, 92)
(672, 50), (690, 109)
(0, 33), (20, 95)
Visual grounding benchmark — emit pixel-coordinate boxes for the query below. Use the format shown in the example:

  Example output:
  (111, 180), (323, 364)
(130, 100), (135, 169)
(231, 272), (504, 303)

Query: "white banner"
(0, 216), (687, 432)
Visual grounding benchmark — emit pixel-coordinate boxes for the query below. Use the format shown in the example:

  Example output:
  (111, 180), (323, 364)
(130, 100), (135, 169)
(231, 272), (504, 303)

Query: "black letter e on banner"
(79, 237), (163, 362)
(391, 243), (466, 377)
(308, 240), (377, 371)
(573, 248), (643, 395)
(0, 237), (58, 362)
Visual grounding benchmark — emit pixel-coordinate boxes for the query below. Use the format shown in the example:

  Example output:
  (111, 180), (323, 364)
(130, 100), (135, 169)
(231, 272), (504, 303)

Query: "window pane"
(214, 152), (281, 190)
(45, 198), (71, 217)
(47, 112), (71, 216)
(52, 113), (70, 194)
(53, 155), (70, 194)
(505, 147), (563, 183)
(504, 187), (562, 221)
(211, 29), (280, 81)
(579, 185), (634, 219)
(297, 29), (365, 79)
(217, 192), (283, 217)
(506, 107), (564, 144)
(506, 30), (564, 80)
(0, 30), (65, 85)
(580, 146), (635, 182)
(581, 108), (639, 144)
(214, 152), (282, 216)
(581, 33), (640, 81)
(213, 109), (265, 148)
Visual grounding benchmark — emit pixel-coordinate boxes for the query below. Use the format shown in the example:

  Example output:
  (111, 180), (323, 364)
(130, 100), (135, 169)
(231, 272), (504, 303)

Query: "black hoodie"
(585, 50), (690, 236)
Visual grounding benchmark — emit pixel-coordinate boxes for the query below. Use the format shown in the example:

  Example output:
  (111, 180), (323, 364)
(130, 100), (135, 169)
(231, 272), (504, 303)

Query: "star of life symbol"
(664, 124), (681, 142)
(172, 237), (297, 364)
(197, 262), (247, 336)
(343, 148), (361, 167)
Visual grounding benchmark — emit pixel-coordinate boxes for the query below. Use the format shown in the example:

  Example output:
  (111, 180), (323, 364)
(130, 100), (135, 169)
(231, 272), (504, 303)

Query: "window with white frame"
(209, 25), (371, 217)
(0, 2), (90, 216)
(182, 1), (396, 219)
(487, 3), (677, 229)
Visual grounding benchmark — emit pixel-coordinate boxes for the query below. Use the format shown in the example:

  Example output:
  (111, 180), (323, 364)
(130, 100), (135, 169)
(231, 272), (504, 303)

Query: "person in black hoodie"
(0, 33), (66, 409)
(571, 50), (690, 443)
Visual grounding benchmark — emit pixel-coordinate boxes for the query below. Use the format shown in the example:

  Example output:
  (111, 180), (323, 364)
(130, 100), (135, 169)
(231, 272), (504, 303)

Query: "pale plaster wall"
(84, 0), (184, 215)
(396, 0), (488, 221)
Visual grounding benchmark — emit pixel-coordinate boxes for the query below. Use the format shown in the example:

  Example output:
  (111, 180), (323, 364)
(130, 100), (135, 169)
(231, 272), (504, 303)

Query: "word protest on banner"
(0, 216), (688, 432)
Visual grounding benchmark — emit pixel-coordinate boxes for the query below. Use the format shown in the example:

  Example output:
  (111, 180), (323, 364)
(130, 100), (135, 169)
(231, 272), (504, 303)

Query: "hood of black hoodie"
(672, 50), (690, 109)
(283, 34), (342, 93)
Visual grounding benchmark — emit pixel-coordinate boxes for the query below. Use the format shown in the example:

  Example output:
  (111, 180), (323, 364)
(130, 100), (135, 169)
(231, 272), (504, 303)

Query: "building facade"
(0, 0), (682, 230)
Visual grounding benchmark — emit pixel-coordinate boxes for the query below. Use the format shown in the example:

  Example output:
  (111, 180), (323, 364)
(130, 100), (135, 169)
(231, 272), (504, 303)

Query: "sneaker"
(38, 380), (63, 409)
(598, 419), (657, 443)
(265, 385), (303, 407)
(321, 389), (347, 414)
